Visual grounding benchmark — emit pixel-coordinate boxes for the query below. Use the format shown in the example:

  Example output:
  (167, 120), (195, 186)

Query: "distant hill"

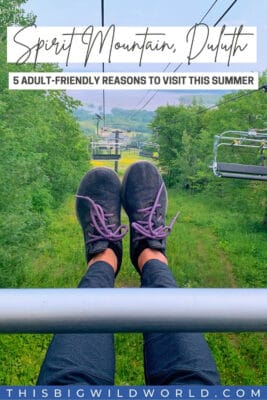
(74, 107), (155, 135)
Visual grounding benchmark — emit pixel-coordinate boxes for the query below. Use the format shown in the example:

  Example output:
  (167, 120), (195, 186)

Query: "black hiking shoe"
(76, 167), (128, 274)
(121, 161), (179, 272)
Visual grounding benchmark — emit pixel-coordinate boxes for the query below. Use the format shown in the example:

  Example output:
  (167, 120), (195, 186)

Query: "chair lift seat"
(92, 154), (121, 161)
(216, 162), (267, 181)
(212, 130), (267, 181)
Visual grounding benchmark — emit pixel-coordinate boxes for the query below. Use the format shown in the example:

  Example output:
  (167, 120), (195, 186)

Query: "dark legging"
(37, 260), (220, 385)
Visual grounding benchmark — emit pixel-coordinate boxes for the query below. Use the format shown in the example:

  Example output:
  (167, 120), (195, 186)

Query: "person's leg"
(139, 252), (220, 385)
(37, 258), (116, 385)
(121, 161), (220, 385)
(38, 168), (127, 385)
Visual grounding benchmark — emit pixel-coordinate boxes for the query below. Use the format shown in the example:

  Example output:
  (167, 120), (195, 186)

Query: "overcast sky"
(22, 0), (267, 111)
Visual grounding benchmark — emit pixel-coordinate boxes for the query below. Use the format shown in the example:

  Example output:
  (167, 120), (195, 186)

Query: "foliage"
(0, 0), (35, 40)
(0, 2), (89, 287)
(0, 185), (266, 385)
(150, 74), (267, 222)
(0, 0), (266, 386)
(108, 108), (154, 133)
(151, 76), (267, 191)
(151, 104), (205, 188)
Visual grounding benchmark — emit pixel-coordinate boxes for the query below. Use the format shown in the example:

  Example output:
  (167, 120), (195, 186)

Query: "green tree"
(151, 104), (204, 187)
(0, 1), (89, 286)
(0, 0), (35, 40)
(151, 73), (267, 224)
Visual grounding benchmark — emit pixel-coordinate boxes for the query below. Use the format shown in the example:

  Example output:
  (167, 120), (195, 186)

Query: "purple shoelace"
(131, 183), (179, 240)
(76, 195), (128, 243)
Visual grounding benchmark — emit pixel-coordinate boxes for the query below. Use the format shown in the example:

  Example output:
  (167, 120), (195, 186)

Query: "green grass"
(0, 176), (266, 385)
(91, 149), (147, 178)
(166, 190), (267, 385)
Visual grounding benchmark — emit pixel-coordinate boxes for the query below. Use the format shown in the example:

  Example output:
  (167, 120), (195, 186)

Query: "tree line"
(150, 75), (267, 224)
(74, 107), (154, 135)
(0, 0), (89, 287)
(1, 0), (266, 289)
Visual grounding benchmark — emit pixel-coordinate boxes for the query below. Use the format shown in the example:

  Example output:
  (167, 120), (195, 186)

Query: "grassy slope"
(0, 152), (266, 385)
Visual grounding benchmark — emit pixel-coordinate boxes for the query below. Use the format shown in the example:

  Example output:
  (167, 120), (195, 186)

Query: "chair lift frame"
(139, 142), (160, 159)
(91, 140), (122, 161)
(212, 130), (267, 181)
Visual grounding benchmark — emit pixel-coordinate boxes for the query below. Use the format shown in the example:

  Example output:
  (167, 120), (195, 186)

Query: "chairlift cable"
(166, 0), (219, 73)
(101, 0), (106, 125)
(128, 0), (238, 118)
(198, 85), (267, 115)
(128, 0), (220, 119)
(200, 0), (220, 23)
(213, 0), (237, 26)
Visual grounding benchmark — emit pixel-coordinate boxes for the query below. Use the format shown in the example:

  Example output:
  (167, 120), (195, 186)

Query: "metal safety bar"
(0, 288), (266, 333)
